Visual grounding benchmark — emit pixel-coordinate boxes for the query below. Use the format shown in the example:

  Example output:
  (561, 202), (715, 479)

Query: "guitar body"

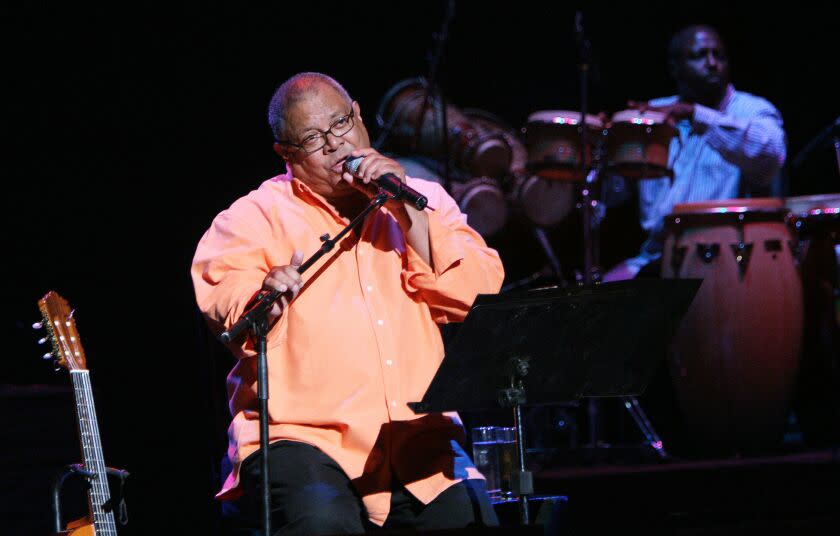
(61, 517), (95, 535)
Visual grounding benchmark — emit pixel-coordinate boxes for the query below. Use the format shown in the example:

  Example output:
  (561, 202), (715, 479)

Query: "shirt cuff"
(692, 103), (717, 126)
(692, 103), (740, 130)
(403, 210), (466, 287)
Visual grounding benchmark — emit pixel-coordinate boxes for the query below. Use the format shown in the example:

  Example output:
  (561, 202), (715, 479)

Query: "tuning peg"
(42, 352), (53, 360)
(32, 321), (44, 329)
(38, 337), (48, 345)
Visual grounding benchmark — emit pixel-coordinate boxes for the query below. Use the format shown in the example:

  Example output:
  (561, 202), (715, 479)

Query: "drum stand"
(573, 13), (667, 457)
(576, 158), (670, 460)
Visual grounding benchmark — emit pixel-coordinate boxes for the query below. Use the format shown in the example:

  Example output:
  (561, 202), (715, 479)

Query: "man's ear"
(273, 142), (291, 161)
(668, 58), (680, 81)
(351, 100), (371, 147)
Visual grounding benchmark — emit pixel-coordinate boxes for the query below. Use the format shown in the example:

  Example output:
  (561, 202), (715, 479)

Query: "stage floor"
(519, 448), (840, 533)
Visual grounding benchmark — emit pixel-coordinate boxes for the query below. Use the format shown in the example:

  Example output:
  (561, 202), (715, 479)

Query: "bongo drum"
(606, 110), (677, 179)
(465, 109), (575, 228)
(662, 198), (803, 453)
(523, 110), (604, 181)
(512, 175), (575, 228)
(450, 177), (509, 237)
(394, 156), (508, 238)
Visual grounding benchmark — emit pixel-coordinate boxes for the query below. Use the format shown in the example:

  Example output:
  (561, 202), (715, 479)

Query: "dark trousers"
(222, 441), (499, 535)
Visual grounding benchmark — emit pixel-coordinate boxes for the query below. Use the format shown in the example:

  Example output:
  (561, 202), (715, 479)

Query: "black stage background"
(4, 3), (838, 534)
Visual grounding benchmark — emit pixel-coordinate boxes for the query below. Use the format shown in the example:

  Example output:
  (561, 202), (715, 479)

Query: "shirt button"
(385, 359), (393, 366)
(366, 285), (373, 292)
(377, 319), (384, 326)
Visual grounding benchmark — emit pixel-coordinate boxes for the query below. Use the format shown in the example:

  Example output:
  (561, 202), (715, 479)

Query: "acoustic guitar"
(38, 291), (118, 535)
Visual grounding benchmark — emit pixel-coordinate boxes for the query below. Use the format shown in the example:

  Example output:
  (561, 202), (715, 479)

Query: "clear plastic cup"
(471, 426), (501, 493)
(496, 427), (517, 493)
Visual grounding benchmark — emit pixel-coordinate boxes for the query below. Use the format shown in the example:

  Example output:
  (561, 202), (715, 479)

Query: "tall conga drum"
(786, 194), (840, 447)
(662, 198), (803, 453)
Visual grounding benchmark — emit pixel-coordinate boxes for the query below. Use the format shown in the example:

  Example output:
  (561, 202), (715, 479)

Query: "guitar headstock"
(36, 291), (87, 372)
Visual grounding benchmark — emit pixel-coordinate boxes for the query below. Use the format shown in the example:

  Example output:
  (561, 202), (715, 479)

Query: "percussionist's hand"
(628, 100), (695, 128)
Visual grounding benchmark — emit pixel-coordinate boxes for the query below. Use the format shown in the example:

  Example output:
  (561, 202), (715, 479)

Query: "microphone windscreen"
(343, 155), (364, 174)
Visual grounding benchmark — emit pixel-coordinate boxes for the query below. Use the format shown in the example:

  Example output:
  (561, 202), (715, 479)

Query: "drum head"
(785, 193), (840, 214)
(515, 175), (575, 227)
(786, 193), (840, 236)
(672, 197), (784, 213)
(667, 198), (787, 228)
(526, 110), (603, 128)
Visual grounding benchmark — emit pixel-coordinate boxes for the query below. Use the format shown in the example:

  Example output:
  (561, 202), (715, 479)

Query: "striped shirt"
(633, 84), (786, 265)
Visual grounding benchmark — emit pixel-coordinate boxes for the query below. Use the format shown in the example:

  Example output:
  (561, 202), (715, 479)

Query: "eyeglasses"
(279, 109), (355, 154)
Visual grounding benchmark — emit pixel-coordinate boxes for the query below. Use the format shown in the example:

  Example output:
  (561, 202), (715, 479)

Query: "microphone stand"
(791, 115), (840, 176)
(220, 191), (393, 536)
(574, 10), (604, 450)
(413, 0), (455, 193)
(573, 12), (668, 462)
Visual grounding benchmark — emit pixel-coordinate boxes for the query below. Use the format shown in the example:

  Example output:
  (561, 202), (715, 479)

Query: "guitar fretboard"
(71, 370), (117, 535)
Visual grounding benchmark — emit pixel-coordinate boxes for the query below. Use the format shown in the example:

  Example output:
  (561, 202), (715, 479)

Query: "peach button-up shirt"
(191, 172), (504, 525)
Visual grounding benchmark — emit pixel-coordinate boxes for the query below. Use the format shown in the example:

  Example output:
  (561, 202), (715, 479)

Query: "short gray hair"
(267, 72), (352, 142)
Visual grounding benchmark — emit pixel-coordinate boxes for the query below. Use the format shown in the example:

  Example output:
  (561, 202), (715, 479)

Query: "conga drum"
(786, 194), (840, 447)
(376, 78), (513, 179)
(662, 198), (803, 453)
(606, 110), (677, 179)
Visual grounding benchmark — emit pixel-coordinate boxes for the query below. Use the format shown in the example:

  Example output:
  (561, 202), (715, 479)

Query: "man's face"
(674, 29), (730, 101)
(276, 85), (370, 199)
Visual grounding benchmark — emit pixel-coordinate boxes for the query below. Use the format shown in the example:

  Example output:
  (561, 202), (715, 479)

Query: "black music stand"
(408, 278), (700, 526)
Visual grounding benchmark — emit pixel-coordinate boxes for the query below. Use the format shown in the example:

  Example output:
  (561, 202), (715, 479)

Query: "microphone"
(343, 155), (428, 210)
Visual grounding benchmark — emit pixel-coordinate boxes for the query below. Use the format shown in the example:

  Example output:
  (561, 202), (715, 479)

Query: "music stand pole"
(499, 355), (535, 525)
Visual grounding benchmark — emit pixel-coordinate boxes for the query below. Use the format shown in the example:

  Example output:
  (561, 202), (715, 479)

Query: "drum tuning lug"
(696, 243), (720, 263)
(730, 242), (754, 280)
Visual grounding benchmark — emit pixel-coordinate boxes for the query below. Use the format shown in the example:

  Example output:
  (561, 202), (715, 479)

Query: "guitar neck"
(70, 370), (117, 534)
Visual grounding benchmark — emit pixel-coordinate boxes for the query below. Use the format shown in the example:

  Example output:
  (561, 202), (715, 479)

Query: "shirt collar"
(718, 84), (735, 112)
(287, 173), (349, 223)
